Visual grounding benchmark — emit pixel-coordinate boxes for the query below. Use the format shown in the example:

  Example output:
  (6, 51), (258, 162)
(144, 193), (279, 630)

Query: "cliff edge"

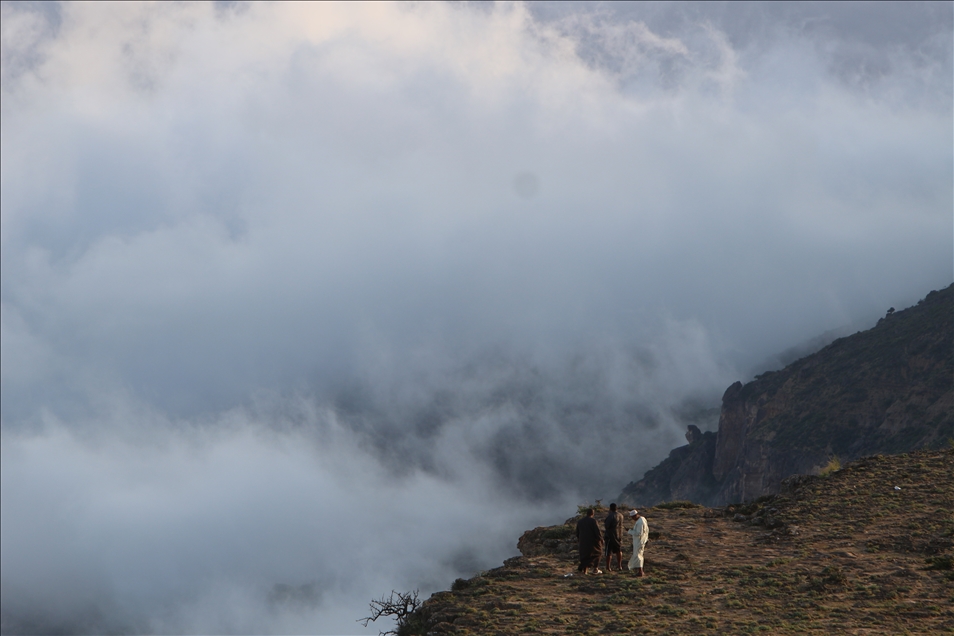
(400, 449), (953, 635)
(620, 283), (953, 507)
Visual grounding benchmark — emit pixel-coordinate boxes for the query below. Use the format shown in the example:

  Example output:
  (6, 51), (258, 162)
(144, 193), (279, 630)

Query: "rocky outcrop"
(621, 283), (953, 507)
(618, 431), (718, 505)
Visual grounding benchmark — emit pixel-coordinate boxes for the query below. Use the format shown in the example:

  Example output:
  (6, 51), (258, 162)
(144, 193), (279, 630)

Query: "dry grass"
(819, 455), (841, 476)
(405, 449), (954, 635)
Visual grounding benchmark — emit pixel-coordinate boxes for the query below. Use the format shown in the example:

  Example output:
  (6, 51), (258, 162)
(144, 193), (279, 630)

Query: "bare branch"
(358, 590), (421, 636)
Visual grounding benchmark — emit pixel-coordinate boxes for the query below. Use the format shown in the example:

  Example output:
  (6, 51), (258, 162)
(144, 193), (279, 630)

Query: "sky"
(1, 1), (951, 634)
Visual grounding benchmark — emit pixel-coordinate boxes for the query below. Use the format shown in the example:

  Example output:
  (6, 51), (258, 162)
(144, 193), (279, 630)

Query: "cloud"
(1, 408), (559, 634)
(1, 1), (951, 633)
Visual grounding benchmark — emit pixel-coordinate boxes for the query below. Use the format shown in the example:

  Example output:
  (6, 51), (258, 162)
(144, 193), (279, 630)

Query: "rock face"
(620, 283), (953, 507)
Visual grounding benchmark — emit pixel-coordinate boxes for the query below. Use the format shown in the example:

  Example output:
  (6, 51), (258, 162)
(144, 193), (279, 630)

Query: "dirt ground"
(406, 449), (954, 635)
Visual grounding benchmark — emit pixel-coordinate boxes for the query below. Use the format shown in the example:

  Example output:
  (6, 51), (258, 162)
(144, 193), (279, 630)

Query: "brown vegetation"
(402, 449), (953, 634)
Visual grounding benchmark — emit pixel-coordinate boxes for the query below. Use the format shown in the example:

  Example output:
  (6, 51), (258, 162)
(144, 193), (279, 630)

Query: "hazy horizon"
(2, 2), (951, 633)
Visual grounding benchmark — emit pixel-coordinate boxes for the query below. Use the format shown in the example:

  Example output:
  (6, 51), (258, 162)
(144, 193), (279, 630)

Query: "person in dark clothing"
(603, 503), (624, 572)
(575, 508), (604, 574)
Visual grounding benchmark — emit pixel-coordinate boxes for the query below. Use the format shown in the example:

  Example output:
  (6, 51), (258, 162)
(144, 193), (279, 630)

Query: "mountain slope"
(400, 449), (953, 635)
(620, 283), (953, 507)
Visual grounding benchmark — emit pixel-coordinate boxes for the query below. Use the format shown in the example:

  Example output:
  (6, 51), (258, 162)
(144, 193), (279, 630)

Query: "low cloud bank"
(1, 412), (554, 634)
(2, 326), (731, 633)
(0, 333), (905, 636)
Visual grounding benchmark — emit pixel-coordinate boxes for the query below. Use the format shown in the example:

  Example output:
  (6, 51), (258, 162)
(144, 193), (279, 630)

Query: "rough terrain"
(401, 449), (953, 635)
(621, 283), (953, 507)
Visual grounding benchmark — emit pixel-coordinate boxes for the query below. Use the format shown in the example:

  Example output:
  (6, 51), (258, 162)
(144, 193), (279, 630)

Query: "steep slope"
(620, 284), (953, 507)
(398, 449), (953, 635)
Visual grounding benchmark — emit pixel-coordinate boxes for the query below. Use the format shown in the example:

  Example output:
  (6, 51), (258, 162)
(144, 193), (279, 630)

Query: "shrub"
(360, 590), (422, 636)
(655, 500), (702, 510)
(819, 456), (841, 476)
(540, 525), (574, 541)
(925, 555), (953, 571)
(577, 500), (606, 515)
(809, 565), (848, 590)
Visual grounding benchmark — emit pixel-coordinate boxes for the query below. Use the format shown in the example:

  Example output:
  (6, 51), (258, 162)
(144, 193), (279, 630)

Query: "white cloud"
(1, 409), (559, 633)
(1, 1), (950, 632)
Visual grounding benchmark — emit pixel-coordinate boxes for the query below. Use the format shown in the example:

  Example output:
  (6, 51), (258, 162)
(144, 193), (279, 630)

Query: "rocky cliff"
(620, 283), (953, 507)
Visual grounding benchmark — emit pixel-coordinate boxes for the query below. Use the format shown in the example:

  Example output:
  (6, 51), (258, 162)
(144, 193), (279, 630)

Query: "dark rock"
(620, 284), (953, 507)
(619, 430), (718, 507)
(685, 424), (702, 444)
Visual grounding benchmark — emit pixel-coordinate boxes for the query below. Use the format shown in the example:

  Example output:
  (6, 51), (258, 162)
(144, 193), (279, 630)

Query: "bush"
(540, 525), (574, 541)
(360, 590), (422, 636)
(925, 555), (953, 571)
(810, 565), (847, 590)
(655, 500), (702, 510)
(577, 500), (606, 516)
(819, 456), (841, 476)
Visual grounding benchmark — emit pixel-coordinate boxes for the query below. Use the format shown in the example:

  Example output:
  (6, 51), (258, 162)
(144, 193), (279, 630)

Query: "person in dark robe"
(603, 503), (624, 572)
(575, 508), (604, 574)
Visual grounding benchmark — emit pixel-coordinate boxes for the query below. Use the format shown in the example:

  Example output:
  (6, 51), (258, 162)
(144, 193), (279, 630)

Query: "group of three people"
(575, 503), (648, 576)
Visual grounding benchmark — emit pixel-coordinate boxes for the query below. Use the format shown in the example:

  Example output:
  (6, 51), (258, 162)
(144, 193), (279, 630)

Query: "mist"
(1, 2), (951, 633)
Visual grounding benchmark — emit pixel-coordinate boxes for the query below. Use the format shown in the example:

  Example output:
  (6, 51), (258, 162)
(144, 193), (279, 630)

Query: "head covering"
(628, 510), (638, 517)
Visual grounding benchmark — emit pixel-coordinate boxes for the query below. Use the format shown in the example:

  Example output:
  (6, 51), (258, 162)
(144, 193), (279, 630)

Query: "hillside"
(398, 449), (953, 635)
(620, 284), (953, 507)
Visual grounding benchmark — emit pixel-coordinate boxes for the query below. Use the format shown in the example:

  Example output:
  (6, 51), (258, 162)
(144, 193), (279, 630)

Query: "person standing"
(628, 509), (649, 577)
(575, 508), (604, 575)
(603, 503), (624, 572)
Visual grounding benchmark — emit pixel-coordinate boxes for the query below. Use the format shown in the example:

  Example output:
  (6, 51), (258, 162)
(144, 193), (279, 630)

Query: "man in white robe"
(628, 509), (648, 577)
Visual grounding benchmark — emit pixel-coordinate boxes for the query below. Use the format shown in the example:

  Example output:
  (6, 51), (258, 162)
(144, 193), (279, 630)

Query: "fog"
(1, 2), (951, 633)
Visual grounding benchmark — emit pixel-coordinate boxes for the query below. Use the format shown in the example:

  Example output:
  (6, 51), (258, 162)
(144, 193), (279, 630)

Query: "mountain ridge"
(620, 283), (953, 508)
(398, 448), (953, 634)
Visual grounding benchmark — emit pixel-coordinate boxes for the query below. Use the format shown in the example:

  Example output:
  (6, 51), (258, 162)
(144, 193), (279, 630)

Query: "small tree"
(576, 499), (605, 516)
(358, 590), (421, 636)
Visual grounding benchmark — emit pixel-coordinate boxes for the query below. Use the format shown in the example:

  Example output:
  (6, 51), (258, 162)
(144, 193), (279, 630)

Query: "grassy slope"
(404, 449), (953, 635)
